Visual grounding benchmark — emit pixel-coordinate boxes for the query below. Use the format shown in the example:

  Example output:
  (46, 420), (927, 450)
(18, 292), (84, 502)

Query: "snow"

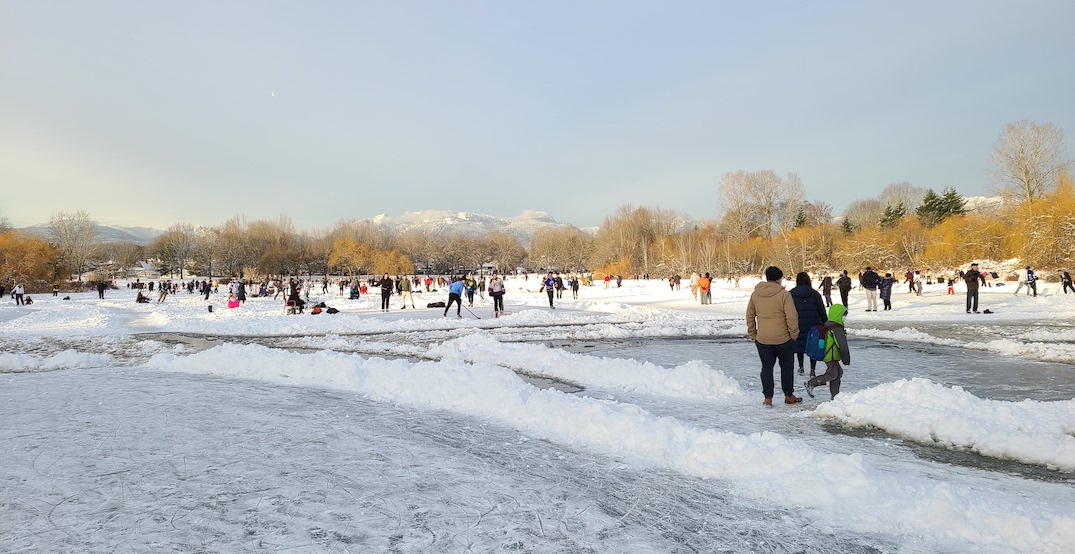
(2, 274), (1075, 552)
(815, 378), (1075, 471)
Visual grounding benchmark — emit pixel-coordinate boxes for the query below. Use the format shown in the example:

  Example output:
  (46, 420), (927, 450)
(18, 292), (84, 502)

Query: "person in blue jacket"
(790, 272), (827, 376)
(444, 276), (465, 318)
(539, 272), (557, 308)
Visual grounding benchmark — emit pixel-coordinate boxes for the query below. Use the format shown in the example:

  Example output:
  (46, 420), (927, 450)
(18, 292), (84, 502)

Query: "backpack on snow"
(805, 322), (839, 362)
(325, 307), (339, 314)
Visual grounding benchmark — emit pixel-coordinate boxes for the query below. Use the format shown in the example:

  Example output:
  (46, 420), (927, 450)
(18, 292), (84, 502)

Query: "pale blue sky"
(2, 1), (1073, 230)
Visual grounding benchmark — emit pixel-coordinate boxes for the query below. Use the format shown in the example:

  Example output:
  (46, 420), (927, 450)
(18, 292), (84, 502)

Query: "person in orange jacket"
(698, 272), (711, 305)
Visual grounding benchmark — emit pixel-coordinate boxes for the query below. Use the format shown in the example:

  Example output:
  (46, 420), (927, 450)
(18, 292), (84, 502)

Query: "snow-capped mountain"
(20, 223), (162, 245)
(369, 210), (570, 243)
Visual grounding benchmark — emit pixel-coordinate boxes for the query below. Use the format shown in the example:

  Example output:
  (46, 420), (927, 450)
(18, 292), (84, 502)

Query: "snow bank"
(816, 378), (1075, 471)
(0, 349), (115, 373)
(146, 344), (1075, 552)
(854, 327), (1075, 364)
(429, 334), (745, 401)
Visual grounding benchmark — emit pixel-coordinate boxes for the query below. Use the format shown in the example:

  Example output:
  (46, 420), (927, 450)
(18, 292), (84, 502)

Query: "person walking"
(570, 275), (580, 299)
(746, 266), (803, 406)
(689, 272), (700, 299)
(820, 273), (834, 307)
(489, 271), (506, 317)
(879, 273), (895, 310)
(444, 276), (464, 317)
(805, 304), (851, 399)
(14, 283), (25, 305)
(374, 273), (394, 312)
(539, 272), (557, 308)
(399, 274), (416, 309)
(698, 273), (711, 305)
(860, 267), (880, 311)
(790, 272), (826, 377)
(836, 271), (853, 307)
(964, 262), (986, 313)
(1060, 269), (1074, 294)
(96, 281), (107, 300)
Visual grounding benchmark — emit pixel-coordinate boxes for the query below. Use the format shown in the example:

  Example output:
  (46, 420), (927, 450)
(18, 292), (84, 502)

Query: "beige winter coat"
(745, 281), (799, 345)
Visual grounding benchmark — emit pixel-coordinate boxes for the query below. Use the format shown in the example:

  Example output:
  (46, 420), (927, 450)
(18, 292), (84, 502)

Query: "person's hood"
(789, 284), (815, 298)
(753, 281), (786, 298)
(827, 304), (847, 325)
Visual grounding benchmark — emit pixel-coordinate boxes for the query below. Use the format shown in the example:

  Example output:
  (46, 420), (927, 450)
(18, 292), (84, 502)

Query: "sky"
(2, 1), (1073, 231)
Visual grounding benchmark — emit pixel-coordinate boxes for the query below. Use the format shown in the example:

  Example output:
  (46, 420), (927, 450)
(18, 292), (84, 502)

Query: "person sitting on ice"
(136, 291), (150, 303)
(227, 293), (240, 309)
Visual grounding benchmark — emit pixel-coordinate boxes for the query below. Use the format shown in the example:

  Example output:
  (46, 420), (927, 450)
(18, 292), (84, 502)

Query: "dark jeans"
(546, 289), (555, 307)
(756, 339), (796, 399)
(823, 292), (832, 307)
(381, 291), (391, 310)
(492, 294), (504, 312)
(1028, 281), (1037, 297)
(839, 290), (849, 306)
(1064, 282), (1075, 294)
(966, 289), (979, 312)
(445, 293), (462, 315)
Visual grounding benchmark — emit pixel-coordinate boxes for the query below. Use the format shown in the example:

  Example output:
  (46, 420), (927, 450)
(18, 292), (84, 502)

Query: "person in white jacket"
(14, 283), (25, 305)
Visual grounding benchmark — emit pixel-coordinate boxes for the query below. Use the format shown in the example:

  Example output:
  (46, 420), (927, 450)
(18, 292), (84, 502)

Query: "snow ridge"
(815, 378), (1075, 471)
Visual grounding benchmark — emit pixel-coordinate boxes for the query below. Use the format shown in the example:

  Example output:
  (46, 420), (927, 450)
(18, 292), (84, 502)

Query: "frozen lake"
(2, 277), (1074, 552)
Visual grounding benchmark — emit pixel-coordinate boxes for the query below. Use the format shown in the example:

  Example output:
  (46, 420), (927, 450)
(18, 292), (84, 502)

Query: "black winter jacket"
(790, 284), (827, 354)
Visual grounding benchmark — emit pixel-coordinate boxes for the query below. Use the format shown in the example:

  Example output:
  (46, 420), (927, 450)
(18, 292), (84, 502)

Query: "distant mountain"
(20, 224), (162, 245)
(369, 210), (570, 243)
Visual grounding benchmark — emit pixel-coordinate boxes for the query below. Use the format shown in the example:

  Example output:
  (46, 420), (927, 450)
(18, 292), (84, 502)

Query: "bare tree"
(842, 198), (886, 231)
(484, 231), (525, 273)
(989, 120), (1071, 205)
(148, 223), (198, 278)
(879, 181), (925, 213)
(48, 210), (99, 281)
(717, 170), (805, 240)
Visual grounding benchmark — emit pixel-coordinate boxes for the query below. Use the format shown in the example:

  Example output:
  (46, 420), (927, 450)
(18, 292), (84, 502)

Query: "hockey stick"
(462, 304), (481, 319)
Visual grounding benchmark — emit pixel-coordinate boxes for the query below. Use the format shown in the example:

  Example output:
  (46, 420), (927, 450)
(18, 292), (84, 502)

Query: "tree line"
(1, 120), (1071, 289)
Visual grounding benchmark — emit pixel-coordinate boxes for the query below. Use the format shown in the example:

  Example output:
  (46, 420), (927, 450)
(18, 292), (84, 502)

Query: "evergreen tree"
(842, 218), (855, 234)
(793, 208), (807, 229)
(879, 201), (906, 229)
(916, 187), (967, 228)
(938, 187), (968, 218)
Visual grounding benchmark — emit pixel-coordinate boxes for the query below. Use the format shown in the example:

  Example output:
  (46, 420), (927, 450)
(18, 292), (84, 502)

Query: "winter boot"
(763, 398), (773, 407)
(784, 394), (803, 404)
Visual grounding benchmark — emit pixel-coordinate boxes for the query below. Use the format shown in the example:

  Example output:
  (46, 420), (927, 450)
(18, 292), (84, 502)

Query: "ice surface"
(2, 276), (1074, 552)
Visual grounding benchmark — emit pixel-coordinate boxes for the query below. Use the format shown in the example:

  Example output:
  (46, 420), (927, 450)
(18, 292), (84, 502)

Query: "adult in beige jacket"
(746, 266), (803, 406)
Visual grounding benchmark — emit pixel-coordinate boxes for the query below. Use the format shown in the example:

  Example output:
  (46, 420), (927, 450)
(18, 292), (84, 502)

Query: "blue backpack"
(805, 323), (836, 361)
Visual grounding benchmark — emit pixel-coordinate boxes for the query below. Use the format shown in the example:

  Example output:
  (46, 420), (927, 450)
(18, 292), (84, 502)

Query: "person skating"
(879, 273), (895, 310)
(860, 267), (880, 311)
(554, 273), (565, 300)
(746, 266), (802, 406)
(444, 276), (464, 317)
(96, 281), (107, 300)
(1026, 266), (1038, 297)
(570, 275), (580, 299)
(14, 283), (25, 305)
(805, 304), (851, 399)
(820, 273), (834, 307)
(698, 273), (711, 305)
(539, 272), (557, 308)
(399, 274), (416, 309)
(1060, 270), (1074, 294)
(791, 272), (826, 377)
(489, 271), (506, 317)
(836, 271), (853, 307)
(464, 274), (477, 306)
(963, 262), (986, 313)
(374, 273), (394, 312)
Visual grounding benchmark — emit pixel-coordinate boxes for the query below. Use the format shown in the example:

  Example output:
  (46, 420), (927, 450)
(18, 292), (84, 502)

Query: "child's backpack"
(326, 307), (339, 314)
(805, 323), (838, 361)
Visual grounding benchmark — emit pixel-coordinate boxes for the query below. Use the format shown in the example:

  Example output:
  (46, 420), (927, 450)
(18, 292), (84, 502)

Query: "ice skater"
(539, 272), (557, 308)
(444, 276), (464, 317)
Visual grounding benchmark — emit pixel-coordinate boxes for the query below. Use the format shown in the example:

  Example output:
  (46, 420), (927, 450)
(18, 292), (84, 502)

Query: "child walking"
(805, 304), (851, 399)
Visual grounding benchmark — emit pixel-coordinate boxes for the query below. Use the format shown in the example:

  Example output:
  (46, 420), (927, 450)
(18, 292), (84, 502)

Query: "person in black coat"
(790, 272), (827, 376)
(879, 273), (895, 310)
(836, 270), (853, 307)
(819, 273), (834, 307)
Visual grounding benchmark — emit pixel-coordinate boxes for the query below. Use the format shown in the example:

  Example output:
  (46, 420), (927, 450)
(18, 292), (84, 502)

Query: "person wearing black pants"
(963, 263), (986, 313)
(1060, 270), (1074, 294)
(374, 273), (394, 312)
(539, 272), (557, 309)
(444, 277), (464, 317)
(836, 271), (852, 307)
